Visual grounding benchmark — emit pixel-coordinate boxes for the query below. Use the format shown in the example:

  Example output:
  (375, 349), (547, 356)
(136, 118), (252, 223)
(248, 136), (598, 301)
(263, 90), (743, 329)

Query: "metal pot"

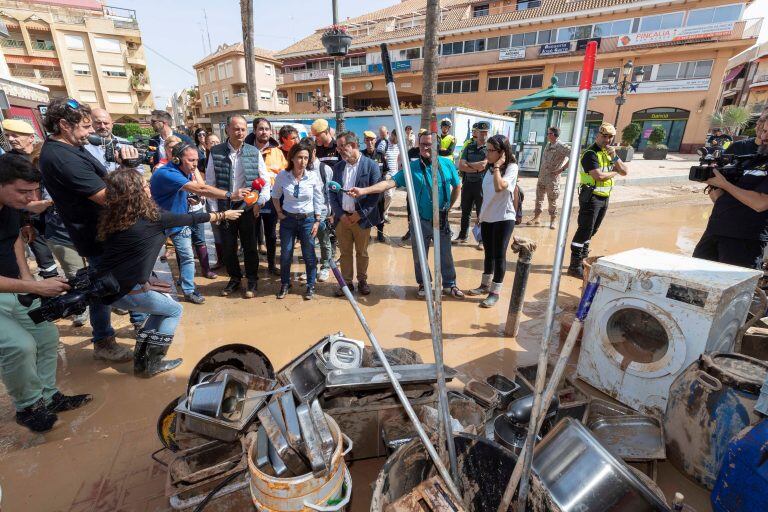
(532, 418), (670, 512)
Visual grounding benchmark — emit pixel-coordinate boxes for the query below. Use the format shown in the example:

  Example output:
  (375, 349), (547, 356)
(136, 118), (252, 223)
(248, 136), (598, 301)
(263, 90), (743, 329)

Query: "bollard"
(505, 237), (537, 337)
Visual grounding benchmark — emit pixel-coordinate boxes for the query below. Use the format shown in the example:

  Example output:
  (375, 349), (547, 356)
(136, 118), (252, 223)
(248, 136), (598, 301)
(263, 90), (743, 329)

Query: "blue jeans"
(279, 216), (317, 286)
(169, 227), (196, 295)
(111, 287), (183, 335)
(411, 213), (457, 288)
(190, 221), (206, 247)
(86, 254), (115, 343)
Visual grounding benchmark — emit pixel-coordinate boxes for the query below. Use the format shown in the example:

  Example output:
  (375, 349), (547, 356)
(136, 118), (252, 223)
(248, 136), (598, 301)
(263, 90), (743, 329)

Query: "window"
(264, 63), (273, 75)
(204, 93), (211, 108)
(656, 63), (679, 81)
(554, 71), (580, 87)
(212, 91), (219, 107)
(198, 70), (205, 85)
(600, 67), (620, 84)
(517, 0), (541, 10)
(686, 4), (742, 26)
(341, 55), (366, 67)
(222, 88), (229, 105)
(72, 63), (91, 76)
(437, 79), (480, 94)
(64, 34), (84, 50)
(296, 91), (315, 102)
(217, 63), (225, 80)
(102, 65), (127, 78)
(396, 15), (425, 29)
(473, 4), (489, 17)
(208, 66), (215, 81)
(107, 92), (131, 104)
(79, 90), (97, 103)
(557, 25), (593, 42)
(225, 61), (234, 78)
(403, 47), (422, 60)
(593, 19), (633, 37)
(259, 89), (272, 100)
(640, 12), (684, 31)
(632, 65), (650, 82)
(488, 73), (543, 91)
(94, 37), (121, 53)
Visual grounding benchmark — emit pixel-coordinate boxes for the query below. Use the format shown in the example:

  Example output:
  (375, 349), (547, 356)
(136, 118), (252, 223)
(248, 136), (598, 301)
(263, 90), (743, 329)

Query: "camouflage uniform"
(534, 140), (570, 217)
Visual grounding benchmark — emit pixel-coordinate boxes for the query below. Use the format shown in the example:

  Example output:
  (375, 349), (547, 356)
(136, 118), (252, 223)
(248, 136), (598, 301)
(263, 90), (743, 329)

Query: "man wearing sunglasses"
(39, 99), (137, 362)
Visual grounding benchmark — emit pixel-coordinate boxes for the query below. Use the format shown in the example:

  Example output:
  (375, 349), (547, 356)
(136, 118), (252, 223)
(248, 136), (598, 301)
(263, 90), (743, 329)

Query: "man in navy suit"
(330, 131), (381, 296)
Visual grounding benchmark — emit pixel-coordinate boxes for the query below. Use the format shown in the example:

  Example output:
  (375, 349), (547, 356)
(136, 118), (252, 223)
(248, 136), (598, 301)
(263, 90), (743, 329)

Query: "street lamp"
(314, 87), (331, 113)
(320, 0), (351, 132)
(608, 59), (645, 128)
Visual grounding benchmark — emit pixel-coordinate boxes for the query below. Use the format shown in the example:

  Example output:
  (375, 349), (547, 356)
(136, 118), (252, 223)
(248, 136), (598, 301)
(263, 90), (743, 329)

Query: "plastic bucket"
(247, 413), (353, 511)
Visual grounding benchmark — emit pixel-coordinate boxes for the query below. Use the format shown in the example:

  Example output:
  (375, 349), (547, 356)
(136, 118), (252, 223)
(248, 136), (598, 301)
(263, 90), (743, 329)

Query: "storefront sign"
(499, 47), (526, 61)
(519, 144), (542, 173)
(617, 21), (735, 47)
(576, 38), (601, 51)
(340, 65), (363, 76)
(367, 60), (411, 73)
(292, 69), (332, 82)
(566, 78), (711, 97)
(633, 111), (691, 121)
(539, 42), (573, 56)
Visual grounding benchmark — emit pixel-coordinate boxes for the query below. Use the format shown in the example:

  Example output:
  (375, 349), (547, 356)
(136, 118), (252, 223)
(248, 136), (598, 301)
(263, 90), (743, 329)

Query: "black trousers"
(571, 187), (609, 254)
(693, 232), (766, 270)
(29, 226), (57, 275)
(221, 211), (259, 281)
(256, 210), (278, 270)
(459, 179), (484, 238)
(480, 220), (515, 283)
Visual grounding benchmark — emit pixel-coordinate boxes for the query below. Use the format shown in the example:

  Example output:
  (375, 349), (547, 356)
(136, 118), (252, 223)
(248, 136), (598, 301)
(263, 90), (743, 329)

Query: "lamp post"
(314, 87), (331, 113)
(608, 59), (644, 129)
(320, 0), (351, 132)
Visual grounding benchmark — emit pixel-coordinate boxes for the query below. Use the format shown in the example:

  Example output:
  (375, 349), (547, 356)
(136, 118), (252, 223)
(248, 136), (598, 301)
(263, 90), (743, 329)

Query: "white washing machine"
(576, 248), (761, 414)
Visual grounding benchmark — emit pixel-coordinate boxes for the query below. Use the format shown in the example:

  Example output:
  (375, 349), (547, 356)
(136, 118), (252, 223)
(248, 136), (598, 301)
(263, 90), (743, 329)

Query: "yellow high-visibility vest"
(579, 147), (614, 197)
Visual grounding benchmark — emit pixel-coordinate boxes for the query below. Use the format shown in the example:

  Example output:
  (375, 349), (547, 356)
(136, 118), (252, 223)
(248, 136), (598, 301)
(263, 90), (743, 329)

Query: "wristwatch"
(225, 191), (232, 200)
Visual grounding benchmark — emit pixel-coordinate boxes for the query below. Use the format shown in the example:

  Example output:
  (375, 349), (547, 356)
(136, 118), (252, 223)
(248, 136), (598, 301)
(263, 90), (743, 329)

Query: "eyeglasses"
(293, 182), (300, 198)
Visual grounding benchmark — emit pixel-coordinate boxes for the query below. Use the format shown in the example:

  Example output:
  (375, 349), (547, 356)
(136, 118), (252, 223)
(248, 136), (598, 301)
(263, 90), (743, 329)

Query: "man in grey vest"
(205, 116), (270, 298)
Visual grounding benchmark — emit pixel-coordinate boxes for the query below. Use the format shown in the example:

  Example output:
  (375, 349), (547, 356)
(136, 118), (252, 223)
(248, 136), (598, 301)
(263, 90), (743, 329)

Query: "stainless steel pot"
(532, 418), (670, 512)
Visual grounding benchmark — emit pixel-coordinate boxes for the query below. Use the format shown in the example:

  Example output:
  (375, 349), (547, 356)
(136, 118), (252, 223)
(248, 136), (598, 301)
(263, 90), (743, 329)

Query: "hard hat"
(598, 123), (617, 136)
(440, 118), (452, 127)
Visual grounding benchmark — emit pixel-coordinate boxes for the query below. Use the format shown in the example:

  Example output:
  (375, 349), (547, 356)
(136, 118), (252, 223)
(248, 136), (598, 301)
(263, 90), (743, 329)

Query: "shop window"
(686, 4), (742, 26)
(639, 12), (684, 32)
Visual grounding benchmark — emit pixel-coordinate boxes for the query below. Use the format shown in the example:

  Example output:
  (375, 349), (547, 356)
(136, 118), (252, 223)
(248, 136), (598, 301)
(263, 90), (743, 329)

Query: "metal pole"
(497, 40), (598, 512)
(332, 0), (344, 132)
(326, 258), (462, 502)
(381, 43), (459, 485)
(613, 79), (625, 128)
(504, 237), (537, 337)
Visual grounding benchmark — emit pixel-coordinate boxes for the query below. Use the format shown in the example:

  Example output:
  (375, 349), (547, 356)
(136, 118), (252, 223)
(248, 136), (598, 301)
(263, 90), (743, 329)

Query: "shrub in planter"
(617, 123), (641, 161)
(321, 25), (352, 57)
(643, 126), (668, 160)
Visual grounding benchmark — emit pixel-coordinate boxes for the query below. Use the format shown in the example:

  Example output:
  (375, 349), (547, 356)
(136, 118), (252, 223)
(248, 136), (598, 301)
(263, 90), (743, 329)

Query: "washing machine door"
(593, 297), (687, 378)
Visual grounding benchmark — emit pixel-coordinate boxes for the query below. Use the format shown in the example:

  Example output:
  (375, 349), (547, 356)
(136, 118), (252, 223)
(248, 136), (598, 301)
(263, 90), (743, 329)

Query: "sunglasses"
(293, 183), (300, 198)
(65, 98), (81, 109)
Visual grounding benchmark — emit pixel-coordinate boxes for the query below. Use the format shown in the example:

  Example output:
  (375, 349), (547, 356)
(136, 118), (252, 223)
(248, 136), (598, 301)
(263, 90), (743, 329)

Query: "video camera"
(689, 147), (758, 183)
(88, 134), (156, 168)
(18, 268), (119, 324)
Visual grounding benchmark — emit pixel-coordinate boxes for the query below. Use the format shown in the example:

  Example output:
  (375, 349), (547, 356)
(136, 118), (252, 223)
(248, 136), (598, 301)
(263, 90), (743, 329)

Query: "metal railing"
(1, 39), (25, 49)
(9, 68), (35, 78)
(752, 74), (768, 86)
(32, 41), (55, 51)
(52, 14), (86, 25)
(40, 70), (63, 79)
(114, 19), (139, 30)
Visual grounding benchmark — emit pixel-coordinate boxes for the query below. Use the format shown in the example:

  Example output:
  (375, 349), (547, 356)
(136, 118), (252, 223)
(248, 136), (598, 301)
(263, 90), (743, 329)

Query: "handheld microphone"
(328, 180), (350, 194)
(237, 177), (267, 210)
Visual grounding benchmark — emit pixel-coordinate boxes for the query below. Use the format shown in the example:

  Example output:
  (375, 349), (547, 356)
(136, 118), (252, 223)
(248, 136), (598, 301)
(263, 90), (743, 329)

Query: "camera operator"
(85, 108), (143, 175)
(693, 110), (768, 269)
(39, 98), (136, 363)
(0, 153), (91, 432)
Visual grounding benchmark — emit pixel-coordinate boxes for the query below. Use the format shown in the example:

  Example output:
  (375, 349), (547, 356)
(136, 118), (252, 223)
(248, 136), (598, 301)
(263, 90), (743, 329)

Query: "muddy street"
(0, 194), (713, 511)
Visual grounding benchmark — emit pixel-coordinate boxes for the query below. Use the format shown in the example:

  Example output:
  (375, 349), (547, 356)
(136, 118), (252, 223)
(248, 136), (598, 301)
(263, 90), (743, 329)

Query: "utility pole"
(202, 9), (213, 54)
(240, 0), (258, 114)
(332, 0), (344, 132)
(420, 0), (440, 130)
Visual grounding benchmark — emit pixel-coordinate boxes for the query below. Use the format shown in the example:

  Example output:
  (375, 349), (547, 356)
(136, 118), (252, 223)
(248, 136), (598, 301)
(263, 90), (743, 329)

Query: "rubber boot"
(134, 330), (181, 378)
(468, 273), (493, 296)
(211, 243), (225, 270)
(481, 281), (503, 308)
(133, 329), (151, 375)
(567, 247), (585, 278)
(194, 245), (217, 279)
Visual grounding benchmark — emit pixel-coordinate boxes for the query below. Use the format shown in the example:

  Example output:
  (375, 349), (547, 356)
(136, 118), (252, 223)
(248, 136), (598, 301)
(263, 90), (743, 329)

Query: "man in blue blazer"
(330, 131), (381, 296)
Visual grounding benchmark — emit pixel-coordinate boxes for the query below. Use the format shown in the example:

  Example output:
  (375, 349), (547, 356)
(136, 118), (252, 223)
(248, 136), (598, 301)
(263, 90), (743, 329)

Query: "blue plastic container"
(711, 419), (768, 512)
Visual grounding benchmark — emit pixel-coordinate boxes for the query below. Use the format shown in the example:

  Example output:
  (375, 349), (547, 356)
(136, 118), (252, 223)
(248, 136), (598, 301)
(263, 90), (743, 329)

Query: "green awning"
(506, 76), (580, 111)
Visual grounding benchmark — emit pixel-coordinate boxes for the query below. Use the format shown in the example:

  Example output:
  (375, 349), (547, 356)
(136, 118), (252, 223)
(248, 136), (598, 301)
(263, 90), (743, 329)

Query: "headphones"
(171, 142), (193, 166)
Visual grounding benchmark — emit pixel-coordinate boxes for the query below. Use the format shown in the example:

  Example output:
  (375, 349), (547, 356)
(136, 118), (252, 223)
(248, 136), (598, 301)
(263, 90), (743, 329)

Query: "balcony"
(52, 14), (86, 25)
(133, 103), (153, 116)
(126, 48), (146, 67)
(131, 82), (151, 92)
(105, 5), (140, 30)
(2, 39), (25, 50)
(282, 59), (424, 85)
(9, 68), (36, 79)
(39, 69), (64, 87)
(31, 41), (55, 51)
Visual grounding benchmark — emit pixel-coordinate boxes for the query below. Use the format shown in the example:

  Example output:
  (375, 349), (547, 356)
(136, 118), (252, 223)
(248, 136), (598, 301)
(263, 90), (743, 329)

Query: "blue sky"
(107, 0), (768, 109)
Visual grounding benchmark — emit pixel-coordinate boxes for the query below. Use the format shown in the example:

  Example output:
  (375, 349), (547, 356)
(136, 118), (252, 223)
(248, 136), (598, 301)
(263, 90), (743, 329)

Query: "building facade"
(0, 0), (154, 123)
(193, 43), (288, 138)
(718, 41), (768, 114)
(0, 46), (50, 140)
(277, 0), (761, 152)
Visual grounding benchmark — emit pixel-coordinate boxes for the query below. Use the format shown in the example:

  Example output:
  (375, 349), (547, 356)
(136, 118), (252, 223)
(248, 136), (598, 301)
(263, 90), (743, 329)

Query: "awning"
(507, 76), (580, 111)
(26, 22), (51, 32)
(4, 55), (59, 67)
(722, 64), (744, 83)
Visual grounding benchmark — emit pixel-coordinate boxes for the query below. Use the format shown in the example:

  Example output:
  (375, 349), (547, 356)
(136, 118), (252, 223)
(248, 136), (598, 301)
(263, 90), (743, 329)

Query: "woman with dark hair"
(96, 170), (241, 376)
(271, 142), (325, 300)
(468, 134), (519, 308)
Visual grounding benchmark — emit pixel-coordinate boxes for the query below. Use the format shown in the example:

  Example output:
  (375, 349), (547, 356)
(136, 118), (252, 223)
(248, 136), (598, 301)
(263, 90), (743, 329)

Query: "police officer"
(707, 127), (733, 151)
(438, 118), (456, 157)
(456, 121), (489, 243)
(567, 123), (628, 278)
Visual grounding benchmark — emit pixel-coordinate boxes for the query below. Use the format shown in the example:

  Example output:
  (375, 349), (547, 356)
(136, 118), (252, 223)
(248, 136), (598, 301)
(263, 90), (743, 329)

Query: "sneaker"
(358, 280), (371, 296)
(39, 268), (59, 279)
(299, 272), (308, 282)
(72, 309), (88, 327)
(184, 291), (206, 304)
(220, 279), (241, 296)
(303, 286), (315, 300)
(277, 284), (291, 299)
(318, 268), (330, 282)
(16, 398), (58, 433)
(47, 391), (93, 413)
(417, 285), (426, 298)
(443, 286), (465, 299)
(244, 280), (258, 298)
(93, 336), (133, 363)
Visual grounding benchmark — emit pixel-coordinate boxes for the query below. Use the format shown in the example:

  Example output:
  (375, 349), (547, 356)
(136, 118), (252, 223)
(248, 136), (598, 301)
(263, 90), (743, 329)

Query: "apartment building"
(0, 0), (154, 123)
(276, 0), (761, 152)
(718, 41), (768, 113)
(194, 42), (288, 137)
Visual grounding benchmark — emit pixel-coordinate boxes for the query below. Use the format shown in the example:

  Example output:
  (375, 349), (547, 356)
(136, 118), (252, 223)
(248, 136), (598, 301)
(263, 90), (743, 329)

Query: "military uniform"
(534, 140), (570, 217)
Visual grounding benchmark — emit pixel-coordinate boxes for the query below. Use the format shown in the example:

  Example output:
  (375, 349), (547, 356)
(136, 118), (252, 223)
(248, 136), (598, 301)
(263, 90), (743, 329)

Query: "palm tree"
(420, 0), (440, 130)
(240, 0), (257, 113)
(709, 106), (752, 136)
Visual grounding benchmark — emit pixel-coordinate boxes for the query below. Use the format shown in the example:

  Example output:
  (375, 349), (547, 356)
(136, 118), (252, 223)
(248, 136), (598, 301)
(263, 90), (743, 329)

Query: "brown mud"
(0, 199), (716, 511)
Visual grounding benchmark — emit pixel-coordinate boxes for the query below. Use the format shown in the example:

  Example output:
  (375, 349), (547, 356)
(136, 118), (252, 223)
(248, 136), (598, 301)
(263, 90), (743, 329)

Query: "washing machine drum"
(595, 298), (687, 378)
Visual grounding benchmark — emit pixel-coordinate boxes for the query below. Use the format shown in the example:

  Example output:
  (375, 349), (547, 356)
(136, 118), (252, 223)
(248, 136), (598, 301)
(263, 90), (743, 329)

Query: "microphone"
(237, 177), (268, 210)
(251, 177), (266, 191)
(87, 134), (107, 146)
(328, 180), (350, 194)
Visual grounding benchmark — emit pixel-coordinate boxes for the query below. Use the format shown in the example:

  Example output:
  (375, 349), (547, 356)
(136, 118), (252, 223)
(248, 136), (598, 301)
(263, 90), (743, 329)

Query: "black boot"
(133, 329), (151, 375)
(566, 247), (585, 278)
(16, 398), (58, 432)
(135, 330), (182, 377)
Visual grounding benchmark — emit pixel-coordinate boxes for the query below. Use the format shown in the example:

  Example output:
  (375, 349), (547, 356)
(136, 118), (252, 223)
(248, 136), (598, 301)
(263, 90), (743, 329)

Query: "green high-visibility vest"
(579, 147), (614, 197)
